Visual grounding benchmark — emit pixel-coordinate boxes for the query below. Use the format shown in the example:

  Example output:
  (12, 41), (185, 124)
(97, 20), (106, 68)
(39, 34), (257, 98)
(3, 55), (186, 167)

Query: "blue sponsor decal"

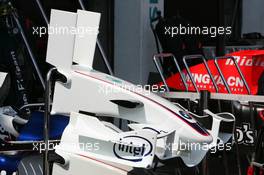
(179, 111), (193, 120)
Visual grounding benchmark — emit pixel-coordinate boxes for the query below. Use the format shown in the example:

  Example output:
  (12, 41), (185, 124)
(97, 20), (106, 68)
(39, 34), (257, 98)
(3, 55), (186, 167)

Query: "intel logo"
(113, 136), (153, 162)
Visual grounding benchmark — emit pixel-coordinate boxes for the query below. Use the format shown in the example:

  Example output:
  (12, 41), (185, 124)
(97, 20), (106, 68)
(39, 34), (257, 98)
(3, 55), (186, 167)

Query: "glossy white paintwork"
(46, 9), (235, 174)
(0, 72), (7, 88)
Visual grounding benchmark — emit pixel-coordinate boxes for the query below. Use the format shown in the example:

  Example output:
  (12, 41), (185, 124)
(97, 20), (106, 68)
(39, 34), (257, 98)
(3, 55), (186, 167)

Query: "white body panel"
(52, 66), (214, 167)
(46, 10), (77, 71)
(0, 72), (7, 87)
(52, 67), (212, 142)
(73, 10), (100, 68)
(53, 151), (129, 175)
(45, 9), (235, 173)
(55, 112), (157, 168)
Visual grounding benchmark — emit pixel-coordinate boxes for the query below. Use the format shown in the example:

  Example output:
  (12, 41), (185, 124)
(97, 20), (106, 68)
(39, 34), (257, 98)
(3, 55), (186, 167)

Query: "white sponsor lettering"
(225, 56), (264, 67)
(184, 73), (244, 88)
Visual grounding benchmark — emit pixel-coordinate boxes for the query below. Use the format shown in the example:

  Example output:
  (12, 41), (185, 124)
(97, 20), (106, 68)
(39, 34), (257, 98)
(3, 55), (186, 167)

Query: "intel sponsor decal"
(113, 136), (153, 162)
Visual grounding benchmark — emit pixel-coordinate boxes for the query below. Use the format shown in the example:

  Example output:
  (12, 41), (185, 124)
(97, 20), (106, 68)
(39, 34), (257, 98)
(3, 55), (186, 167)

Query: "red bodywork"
(161, 50), (264, 95)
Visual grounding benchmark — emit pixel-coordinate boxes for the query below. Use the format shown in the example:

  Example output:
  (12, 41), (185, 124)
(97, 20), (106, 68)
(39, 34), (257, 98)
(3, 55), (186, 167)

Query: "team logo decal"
(178, 111), (209, 136)
(113, 136), (153, 162)
(179, 111), (196, 123)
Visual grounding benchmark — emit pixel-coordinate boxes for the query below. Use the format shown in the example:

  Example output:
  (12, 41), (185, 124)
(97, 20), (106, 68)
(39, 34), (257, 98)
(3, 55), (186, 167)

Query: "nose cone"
(181, 127), (213, 146)
(175, 111), (212, 144)
(194, 132), (213, 144)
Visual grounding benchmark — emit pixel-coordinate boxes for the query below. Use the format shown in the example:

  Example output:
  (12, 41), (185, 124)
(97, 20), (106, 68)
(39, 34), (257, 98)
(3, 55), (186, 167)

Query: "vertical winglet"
(46, 9), (77, 71)
(73, 10), (101, 68)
